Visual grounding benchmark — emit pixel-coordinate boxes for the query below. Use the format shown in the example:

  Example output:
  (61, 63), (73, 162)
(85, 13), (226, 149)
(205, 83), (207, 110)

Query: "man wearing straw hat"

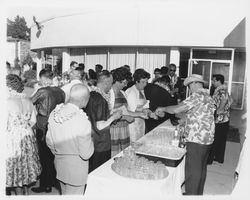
(156, 74), (216, 195)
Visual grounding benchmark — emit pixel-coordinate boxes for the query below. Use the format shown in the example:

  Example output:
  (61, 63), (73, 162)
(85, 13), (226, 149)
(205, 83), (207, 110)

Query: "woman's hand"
(142, 108), (151, 116)
(148, 112), (158, 120)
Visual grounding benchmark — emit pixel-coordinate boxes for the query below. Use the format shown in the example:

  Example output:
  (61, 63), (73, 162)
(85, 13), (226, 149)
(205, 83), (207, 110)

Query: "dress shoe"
(31, 187), (52, 193)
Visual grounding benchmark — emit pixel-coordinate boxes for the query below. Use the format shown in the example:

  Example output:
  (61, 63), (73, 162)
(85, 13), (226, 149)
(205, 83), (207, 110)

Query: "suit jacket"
(31, 86), (65, 132)
(86, 91), (111, 152)
(46, 103), (94, 186)
(144, 83), (174, 132)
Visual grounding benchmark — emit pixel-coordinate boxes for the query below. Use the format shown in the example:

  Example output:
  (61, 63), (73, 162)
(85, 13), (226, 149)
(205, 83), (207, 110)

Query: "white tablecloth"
(84, 120), (185, 199)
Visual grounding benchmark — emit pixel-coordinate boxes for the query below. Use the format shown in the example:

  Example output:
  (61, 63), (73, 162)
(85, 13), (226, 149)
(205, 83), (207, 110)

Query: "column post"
(62, 48), (70, 73)
(36, 51), (42, 80)
(170, 47), (180, 76)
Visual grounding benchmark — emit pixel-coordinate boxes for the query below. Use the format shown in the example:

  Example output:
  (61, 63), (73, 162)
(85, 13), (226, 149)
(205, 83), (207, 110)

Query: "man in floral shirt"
(207, 74), (231, 164)
(156, 74), (216, 195)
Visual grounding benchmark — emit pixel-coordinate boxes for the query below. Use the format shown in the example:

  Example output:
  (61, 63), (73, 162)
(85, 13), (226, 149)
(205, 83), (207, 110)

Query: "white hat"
(184, 74), (206, 86)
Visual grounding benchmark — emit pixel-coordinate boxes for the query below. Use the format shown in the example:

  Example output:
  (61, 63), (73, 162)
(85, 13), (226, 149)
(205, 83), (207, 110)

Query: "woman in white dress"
(125, 69), (152, 142)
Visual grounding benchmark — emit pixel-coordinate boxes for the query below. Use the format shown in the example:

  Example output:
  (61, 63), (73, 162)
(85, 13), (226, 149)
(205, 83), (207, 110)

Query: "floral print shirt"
(213, 85), (230, 124)
(183, 88), (216, 145)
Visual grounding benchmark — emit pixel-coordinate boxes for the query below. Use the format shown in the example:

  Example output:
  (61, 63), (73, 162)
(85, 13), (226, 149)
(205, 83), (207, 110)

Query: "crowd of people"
(6, 61), (232, 195)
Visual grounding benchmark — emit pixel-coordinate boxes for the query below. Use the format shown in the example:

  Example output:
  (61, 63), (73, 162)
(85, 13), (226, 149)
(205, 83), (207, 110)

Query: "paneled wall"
(69, 46), (170, 76)
(109, 47), (136, 72)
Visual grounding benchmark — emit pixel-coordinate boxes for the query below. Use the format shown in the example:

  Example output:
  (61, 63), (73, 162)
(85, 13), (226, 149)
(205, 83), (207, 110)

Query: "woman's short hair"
(112, 67), (132, 83)
(6, 74), (24, 93)
(133, 68), (150, 82)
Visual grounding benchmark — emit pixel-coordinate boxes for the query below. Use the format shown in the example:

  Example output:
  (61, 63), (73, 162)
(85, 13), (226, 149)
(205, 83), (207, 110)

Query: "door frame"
(188, 58), (233, 94)
(186, 47), (247, 109)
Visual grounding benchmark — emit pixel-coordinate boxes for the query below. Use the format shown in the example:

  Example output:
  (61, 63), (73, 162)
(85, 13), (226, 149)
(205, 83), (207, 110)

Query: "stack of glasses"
(111, 148), (169, 180)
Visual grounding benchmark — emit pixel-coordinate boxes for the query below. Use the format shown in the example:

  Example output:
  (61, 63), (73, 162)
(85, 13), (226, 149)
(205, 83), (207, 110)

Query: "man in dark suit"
(31, 69), (65, 193)
(144, 76), (174, 132)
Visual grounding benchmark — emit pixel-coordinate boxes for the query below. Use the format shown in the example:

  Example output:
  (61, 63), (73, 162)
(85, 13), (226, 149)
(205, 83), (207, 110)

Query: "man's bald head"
(69, 84), (90, 108)
(69, 69), (82, 81)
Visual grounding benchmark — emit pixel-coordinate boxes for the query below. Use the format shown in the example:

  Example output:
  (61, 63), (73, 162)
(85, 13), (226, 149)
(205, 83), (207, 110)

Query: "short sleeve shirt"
(212, 85), (230, 124)
(183, 88), (216, 145)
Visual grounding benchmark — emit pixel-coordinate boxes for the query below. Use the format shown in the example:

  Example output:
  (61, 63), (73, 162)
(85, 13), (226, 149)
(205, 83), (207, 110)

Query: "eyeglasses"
(169, 69), (176, 72)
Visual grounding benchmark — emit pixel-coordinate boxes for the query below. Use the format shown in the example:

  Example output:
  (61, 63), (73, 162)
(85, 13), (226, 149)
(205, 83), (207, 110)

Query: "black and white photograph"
(1, 0), (249, 198)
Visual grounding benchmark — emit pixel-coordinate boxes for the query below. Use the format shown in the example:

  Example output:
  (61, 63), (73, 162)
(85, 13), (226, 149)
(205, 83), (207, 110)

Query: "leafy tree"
(7, 15), (30, 40)
(22, 53), (33, 66)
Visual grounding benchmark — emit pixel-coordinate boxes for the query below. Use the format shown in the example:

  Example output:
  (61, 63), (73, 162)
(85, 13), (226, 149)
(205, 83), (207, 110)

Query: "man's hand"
(112, 110), (122, 121)
(155, 107), (166, 116)
(142, 108), (151, 116)
(155, 110), (165, 118)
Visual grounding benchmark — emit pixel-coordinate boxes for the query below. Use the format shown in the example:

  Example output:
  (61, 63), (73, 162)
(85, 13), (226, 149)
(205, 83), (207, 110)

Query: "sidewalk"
(204, 141), (241, 195)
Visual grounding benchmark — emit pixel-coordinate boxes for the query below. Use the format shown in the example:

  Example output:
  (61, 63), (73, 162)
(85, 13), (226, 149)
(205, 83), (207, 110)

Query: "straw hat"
(184, 74), (206, 86)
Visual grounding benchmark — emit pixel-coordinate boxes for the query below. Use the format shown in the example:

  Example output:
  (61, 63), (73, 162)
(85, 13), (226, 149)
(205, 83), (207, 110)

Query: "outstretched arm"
(155, 102), (189, 115)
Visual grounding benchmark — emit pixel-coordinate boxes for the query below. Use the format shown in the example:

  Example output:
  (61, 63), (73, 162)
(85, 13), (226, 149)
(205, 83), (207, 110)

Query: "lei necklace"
(7, 89), (26, 98)
(53, 104), (81, 123)
(92, 86), (112, 111)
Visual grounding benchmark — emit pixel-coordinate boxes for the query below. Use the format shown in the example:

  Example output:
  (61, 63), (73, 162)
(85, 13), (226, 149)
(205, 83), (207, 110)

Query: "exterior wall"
(224, 18), (246, 48)
(30, 2), (246, 50)
(6, 41), (16, 65)
(231, 52), (246, 109)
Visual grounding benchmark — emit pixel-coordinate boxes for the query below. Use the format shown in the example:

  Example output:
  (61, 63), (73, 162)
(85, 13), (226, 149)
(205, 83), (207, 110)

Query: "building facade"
(30, 1), (247, 110)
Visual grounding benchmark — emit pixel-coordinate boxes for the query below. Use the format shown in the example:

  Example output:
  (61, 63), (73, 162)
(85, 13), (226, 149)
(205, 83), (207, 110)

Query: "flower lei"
(92, 86), (112, 111)
(155, 82), (171, 92)
(53, 104), (81, 123)
(7, 89), (26, 98)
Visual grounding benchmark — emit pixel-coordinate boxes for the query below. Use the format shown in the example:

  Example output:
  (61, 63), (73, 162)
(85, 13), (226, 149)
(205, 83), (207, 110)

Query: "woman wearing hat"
(156, 74), (216, 195)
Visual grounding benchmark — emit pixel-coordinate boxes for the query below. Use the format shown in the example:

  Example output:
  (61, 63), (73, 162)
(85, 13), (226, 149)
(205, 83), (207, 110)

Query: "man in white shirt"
(46, 84), (94, 195)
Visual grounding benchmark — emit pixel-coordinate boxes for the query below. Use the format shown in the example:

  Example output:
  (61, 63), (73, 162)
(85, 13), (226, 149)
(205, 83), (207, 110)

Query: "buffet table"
(84, 120), (185, 199)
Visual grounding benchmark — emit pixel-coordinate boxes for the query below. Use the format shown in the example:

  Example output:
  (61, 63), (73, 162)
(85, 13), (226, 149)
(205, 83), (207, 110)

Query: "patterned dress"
(6, 92), (41, 187)
(110, 91), (130, 157)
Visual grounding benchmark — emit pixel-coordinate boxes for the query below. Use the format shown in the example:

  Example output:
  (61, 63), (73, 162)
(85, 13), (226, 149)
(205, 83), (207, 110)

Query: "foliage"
(23, 69), (37, 80)
(22, 53), (33, 66)
(7, 15), (30, 41)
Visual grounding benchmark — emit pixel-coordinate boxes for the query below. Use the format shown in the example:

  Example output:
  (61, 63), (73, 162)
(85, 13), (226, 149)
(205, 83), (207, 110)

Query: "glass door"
(190, 60), (211, 89)
(187, 48), (236, 106)
(188, 59), (232, 95)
